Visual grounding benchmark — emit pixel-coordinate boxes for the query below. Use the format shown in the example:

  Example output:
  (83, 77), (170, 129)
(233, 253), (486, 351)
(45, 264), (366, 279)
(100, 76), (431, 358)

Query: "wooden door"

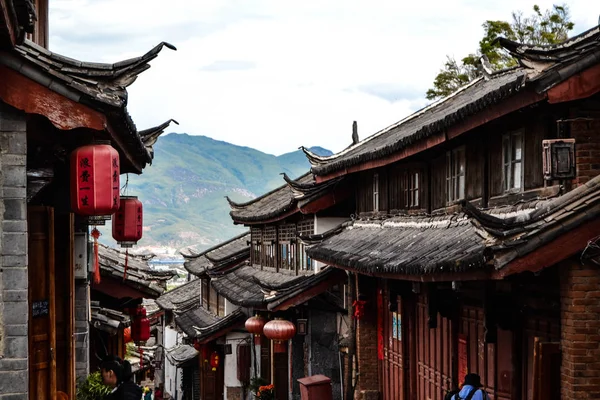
(532, 339), (560, 400)
(416, 294), (453, 400)
(382, 291), (407, 400)
(28, 206), (57, 400)
(200, 353), (224, 400)
(273, 349), (288, 400)
(54, 212), (75, 399)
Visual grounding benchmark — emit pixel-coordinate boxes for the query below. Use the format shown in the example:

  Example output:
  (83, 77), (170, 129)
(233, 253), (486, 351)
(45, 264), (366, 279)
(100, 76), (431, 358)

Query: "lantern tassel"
(123, 249), (128, 281)
(91, 228), (101, 284)
(139, 346), (143, 369)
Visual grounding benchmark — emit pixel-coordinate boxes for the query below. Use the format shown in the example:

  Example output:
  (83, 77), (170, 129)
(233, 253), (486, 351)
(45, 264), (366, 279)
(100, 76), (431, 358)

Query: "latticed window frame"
(251, 227), (263, 266)
(278, 224), (296, 271)
(297, 219), (315, 271)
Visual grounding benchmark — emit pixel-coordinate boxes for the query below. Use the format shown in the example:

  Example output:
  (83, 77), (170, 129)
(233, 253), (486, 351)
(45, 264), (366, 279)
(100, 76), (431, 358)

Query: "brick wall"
(0, 103), (28, 399)
(560, 258), (600, 399)
(570, 118), (600, 187)
(355, 276), (379, 400)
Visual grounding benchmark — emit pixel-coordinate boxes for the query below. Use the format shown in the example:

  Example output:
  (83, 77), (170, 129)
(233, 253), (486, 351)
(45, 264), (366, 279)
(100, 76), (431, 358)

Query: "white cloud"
(49, 0), (600, 155)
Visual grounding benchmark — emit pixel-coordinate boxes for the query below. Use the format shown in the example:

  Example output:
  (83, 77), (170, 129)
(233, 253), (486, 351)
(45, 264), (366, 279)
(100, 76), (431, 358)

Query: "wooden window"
(217, 293), (225, 317)
(446, 147), (466, 203)
(251, 228), (262, 265)
(403, 170), (421, 208)
(373, 173), (380, 212)
(263, 227), (276, 268)
(201, 279), (209, 307)
(297, 220), (314, 271)
(209, 285), (218, 314)
(278, 224), (296, 270)
(503, 131), (523, 192)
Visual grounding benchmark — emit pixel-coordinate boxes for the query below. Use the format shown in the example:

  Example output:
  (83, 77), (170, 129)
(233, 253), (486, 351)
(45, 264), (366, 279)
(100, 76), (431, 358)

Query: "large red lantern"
(245, 315), (267, 345)
(263, 319), (296, 353)
(70, 143), (120, 217)
(209, 351), (220, 371)
(112, 196), (143, 248)
(131, 305), (150, 344)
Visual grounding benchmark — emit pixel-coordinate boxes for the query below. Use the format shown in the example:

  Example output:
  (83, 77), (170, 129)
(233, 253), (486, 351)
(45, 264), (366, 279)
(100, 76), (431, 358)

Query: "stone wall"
(0, 102), (28, 399)
(74, 282), (90, 382)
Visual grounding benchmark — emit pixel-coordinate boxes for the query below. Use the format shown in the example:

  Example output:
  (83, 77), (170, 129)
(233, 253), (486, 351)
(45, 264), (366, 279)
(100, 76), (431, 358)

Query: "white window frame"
(502, 131), (524, 192)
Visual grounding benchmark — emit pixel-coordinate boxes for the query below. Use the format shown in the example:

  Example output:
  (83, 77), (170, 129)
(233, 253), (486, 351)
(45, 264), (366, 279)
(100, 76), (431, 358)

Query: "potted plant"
(76, 371), (111, 400)
(255, 384), (275, 400)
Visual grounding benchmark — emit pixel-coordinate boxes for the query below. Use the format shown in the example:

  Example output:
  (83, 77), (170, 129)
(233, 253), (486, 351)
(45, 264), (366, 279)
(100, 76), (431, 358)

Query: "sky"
(49, 1), (599, 156)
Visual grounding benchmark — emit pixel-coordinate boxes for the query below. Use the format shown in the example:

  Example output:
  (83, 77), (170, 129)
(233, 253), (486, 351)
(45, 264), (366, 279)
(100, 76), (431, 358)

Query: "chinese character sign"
(70, 144), (120, 216)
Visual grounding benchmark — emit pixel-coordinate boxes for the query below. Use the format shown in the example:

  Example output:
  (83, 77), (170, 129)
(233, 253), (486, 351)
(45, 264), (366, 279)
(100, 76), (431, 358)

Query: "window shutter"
(542, 139), (576, 180)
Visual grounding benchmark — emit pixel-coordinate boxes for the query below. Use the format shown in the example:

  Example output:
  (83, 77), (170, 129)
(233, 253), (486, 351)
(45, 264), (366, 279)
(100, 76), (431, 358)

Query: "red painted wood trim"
(315, 131), (446, 184)
(309, 256), (491, 282)
(270, 268), (348, 311)
(547, 63), (600, 104)
(299, 185), (351, 214)
(446, 89), (546, 140)
(233, 207), (299, 226)
(492, 217), (600, 279)
(92, 275), (155, 299)
(315, 89), (546, 183)
(0, 0), (16, 47)
(197, 320), (245, 345)
(0, 64), (107, 131)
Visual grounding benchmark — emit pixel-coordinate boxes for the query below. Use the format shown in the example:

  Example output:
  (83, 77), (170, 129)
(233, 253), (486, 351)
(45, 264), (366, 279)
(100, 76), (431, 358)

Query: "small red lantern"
(112, 196), (143, 248)
(263, 318), (296, 353)
(123, 327), (132, 343)
(131, 305), (150, 344)
(209, 351), (220, 371)
(70, 143), (120, 216)
(245, 315), (267, 345)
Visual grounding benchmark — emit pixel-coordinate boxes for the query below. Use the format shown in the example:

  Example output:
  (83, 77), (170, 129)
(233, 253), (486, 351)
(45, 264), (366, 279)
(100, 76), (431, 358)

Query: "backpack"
(443, 387), (482, 400)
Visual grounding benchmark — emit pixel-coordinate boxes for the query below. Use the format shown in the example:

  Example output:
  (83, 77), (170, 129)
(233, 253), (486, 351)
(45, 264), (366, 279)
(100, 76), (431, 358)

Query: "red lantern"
(209, 351), (220, 371)
(263, 319), (296, 353)
(131, 305), (150, 344)
(70, 143), (120, 216)
(124, 327), (132, 343)
(112, 196), (143, 248)
(245, 315), (267, 345)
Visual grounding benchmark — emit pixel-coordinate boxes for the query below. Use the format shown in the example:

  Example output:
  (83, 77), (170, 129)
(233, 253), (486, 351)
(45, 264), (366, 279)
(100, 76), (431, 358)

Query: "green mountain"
(116, 133), (331, 251)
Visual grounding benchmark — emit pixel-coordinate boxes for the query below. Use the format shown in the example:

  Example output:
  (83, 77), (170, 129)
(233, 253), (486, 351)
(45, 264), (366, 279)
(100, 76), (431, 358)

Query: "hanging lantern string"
(123, 249), (129, 281)
(120, 173), (129, 195)
(139, 346), (143, 370)
(91, 227), (101, 284)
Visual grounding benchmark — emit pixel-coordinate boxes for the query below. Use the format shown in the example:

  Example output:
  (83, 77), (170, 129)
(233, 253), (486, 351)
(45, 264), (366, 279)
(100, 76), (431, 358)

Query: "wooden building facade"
(303, 25), (600, 400)
(0, 1), (175, 399)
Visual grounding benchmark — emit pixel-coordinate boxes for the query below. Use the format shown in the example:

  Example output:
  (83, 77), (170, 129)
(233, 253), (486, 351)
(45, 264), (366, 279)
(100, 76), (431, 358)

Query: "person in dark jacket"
(100, 355), (143, 400)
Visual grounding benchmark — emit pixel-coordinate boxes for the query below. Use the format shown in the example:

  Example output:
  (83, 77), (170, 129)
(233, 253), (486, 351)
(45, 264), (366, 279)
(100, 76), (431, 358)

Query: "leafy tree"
(426, 4), (575, 100)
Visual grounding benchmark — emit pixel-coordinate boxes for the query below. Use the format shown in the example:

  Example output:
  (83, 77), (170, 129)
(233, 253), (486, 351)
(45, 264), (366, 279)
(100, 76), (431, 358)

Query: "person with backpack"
(445, 373), (490, 400)
(100, 354), (143, 400)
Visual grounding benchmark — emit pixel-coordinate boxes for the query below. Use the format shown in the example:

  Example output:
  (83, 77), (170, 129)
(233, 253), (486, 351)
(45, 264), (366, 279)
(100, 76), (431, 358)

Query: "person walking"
(448, 374), (491, 400)
(100, 355), (143, 400)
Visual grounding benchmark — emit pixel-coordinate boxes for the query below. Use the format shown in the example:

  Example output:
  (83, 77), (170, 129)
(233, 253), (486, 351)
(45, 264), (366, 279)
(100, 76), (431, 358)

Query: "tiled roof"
(211, 265), (346, 310)
(307, 173), (600, 277)
(175, 306), (245, 342)
(0, 39), (176, 171)
(303, 25), (600, 177)
(307, 215), (488, 276)
(156, 279), (201, 313)
(90, 302), (130, 335)
(166, 345), (198, 366)
(227, 173), (313, 223)
(99, 244), (175, 298)
(183, 232), (250, 277)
